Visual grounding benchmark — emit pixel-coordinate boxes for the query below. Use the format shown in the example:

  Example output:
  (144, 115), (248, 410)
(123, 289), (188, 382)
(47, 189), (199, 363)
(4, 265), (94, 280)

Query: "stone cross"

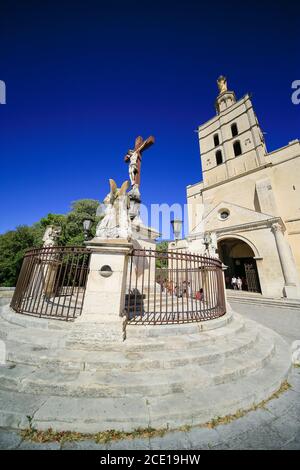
(124, 135), (155, 187)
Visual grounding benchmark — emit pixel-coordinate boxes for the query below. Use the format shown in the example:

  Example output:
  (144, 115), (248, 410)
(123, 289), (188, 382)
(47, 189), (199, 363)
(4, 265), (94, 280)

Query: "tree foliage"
(0, 225), (42, 287)
(0, 199), (100, 287)
(156, 240), (169, 269)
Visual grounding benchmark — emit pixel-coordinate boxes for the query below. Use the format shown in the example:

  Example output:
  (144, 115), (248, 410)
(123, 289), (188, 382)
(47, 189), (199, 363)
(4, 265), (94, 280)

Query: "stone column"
(221, 263), (228, 309)
(271, 223), (300, 299)
(78, 238), (133, 341)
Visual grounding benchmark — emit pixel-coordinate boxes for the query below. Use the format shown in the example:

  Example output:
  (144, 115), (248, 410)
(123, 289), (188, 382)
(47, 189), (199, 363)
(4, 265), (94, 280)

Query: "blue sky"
(0, 0), (299, 235)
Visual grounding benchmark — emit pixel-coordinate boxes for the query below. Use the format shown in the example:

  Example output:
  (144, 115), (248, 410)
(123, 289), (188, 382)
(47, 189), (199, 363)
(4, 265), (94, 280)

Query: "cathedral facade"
(179, 77), (300, 299)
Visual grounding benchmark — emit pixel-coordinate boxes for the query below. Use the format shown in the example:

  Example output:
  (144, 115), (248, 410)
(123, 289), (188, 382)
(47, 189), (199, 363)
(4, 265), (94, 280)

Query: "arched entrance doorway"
(218, 238), (261, 293)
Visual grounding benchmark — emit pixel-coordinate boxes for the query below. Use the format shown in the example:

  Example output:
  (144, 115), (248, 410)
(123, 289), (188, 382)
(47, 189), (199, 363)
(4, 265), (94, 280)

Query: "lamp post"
(171, 219), (183, 242)
(83, 218), (93, 241)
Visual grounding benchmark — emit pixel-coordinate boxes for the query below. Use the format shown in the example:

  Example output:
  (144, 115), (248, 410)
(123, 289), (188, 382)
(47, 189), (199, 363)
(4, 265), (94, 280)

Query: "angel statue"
(96, 179), (132, 239)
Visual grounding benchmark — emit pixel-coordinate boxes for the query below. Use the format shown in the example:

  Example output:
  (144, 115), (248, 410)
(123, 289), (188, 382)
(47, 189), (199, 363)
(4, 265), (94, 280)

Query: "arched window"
(231, 123), (238, 137)
(216, 150), (223, 165)
(233, 140), (242, 157)
(213, 134), (220, 147)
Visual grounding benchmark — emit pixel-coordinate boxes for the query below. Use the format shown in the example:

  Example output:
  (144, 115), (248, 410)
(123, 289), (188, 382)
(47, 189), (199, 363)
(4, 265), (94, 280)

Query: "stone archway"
(218, 237), (261, 293)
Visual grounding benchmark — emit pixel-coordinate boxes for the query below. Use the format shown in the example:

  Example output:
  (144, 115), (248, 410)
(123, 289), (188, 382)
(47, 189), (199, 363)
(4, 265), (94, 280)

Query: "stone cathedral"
(177, 77), (300, 299)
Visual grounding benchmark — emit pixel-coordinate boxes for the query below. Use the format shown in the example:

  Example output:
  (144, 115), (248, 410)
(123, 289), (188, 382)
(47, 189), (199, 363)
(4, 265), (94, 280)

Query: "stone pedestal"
(78, 238), (133, 341)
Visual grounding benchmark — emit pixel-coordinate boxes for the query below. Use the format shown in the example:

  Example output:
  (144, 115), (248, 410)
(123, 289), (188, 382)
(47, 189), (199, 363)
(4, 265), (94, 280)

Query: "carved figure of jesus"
(124, 135), (155, 187)
(127, 149), (139, 186)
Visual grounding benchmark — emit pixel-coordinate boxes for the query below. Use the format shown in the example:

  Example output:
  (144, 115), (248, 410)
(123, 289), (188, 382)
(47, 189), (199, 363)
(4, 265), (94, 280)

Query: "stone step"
(66, 319), (235, 351)
(0, 301), (291, 434)
(2, 323), (257, 374)
(125, 296), (214, 306)
(125, 301), (219, 315)
(0, 333), (290, 432)
(0, 309), (235, 354)
(228, 295), (300, 310)
(3, 317), (247, 370)
(0, 302), (230, 338)
(65, 318), (245, 353)
(0, 304), (70, 330)
(0, 331), (274, 398)
(3, 301), (223, 329)
(147, 335), (290, 430)
(2, 325), (67, 349)
(125, 311), (232, 338)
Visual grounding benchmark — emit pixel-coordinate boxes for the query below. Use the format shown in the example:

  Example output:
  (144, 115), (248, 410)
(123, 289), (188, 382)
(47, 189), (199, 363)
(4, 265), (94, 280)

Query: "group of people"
(230, 276), (243, 290)
(158, 279), (204, 301)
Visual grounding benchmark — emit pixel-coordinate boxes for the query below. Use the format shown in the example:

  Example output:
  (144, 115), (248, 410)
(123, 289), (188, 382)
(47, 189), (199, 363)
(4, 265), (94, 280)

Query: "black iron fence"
(10, 246), (91, 321)
(10, 246), (226, 325)
(125, 249), (226, 324)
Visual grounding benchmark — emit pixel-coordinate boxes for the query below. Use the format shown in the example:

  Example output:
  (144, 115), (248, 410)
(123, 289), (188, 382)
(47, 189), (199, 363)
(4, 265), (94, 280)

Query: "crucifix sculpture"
(124, 135), (155, 187)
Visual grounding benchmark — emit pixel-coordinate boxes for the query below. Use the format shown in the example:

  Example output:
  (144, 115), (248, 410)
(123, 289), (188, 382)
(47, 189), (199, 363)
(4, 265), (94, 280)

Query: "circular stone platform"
(0, 301), (291, 433)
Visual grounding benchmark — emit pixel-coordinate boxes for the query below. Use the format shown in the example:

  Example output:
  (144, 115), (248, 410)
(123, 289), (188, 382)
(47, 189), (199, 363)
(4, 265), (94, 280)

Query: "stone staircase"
(124, 290), (223, 323)
(227, 290), (300, 309)
(0, 300), (291, 433)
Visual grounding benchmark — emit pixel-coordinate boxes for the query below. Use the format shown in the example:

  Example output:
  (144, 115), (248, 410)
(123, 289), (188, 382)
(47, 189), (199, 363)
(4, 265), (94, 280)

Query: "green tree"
(35, 199), (100, 246)
(64, 199), (100, 246)
(0, 198), (101, 287)
(156, 240), (169, 269)
(0, 225), (42, 286)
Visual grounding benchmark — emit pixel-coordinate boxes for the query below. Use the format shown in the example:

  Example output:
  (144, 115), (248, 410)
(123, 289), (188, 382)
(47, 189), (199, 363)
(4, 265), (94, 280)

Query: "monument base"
(0, 303), (291, 433)
(79, 238), (133, 342)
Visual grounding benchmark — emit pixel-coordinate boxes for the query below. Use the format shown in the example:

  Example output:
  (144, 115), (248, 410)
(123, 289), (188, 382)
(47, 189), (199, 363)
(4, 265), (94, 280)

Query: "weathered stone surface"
(107, 437), (150, 450)
(228, 425), (282, 450)
(264, 389), (298, 416)
(0, 299), (298, 449)
(62, 440), (107, 450)
(18, 441), (61, 450)
(33, 395), (150, 433)
(0, 301), (292, 435)
(268, 416), (300, 446)
(280, 435), (300, 450)
(185, 427), (222, 450)
(0, 390), (48, 429)
(0, 363), (299, 449)
(150, 431), (191, 450)
(227, 301), (300, 345)
(284, 403), (300, 424)
(0, 429), (22, 449)
(214, 409), (273, 442)
(290, 368), (300, 389)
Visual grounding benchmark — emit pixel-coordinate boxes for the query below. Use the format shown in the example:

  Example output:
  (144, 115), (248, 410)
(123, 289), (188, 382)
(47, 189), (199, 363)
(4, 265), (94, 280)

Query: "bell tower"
(215, 75), (237, 113)
(198, 76), (268, 187)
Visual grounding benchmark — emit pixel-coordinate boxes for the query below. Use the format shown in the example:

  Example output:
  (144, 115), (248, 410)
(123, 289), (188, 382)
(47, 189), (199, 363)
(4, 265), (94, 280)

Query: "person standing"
(231, 276), (237, 290)
(237, 277), (243, 291)
(195, 288), (204, 301)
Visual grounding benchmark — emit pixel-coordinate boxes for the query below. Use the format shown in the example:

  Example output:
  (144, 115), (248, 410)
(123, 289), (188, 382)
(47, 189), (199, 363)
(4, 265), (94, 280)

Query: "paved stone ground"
(0, 300), (299, 450)
(230, 301), (300, 345)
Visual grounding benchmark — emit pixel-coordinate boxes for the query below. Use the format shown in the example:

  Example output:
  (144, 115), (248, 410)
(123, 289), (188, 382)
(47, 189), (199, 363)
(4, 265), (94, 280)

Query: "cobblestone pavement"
(1, 301), (299, 450)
